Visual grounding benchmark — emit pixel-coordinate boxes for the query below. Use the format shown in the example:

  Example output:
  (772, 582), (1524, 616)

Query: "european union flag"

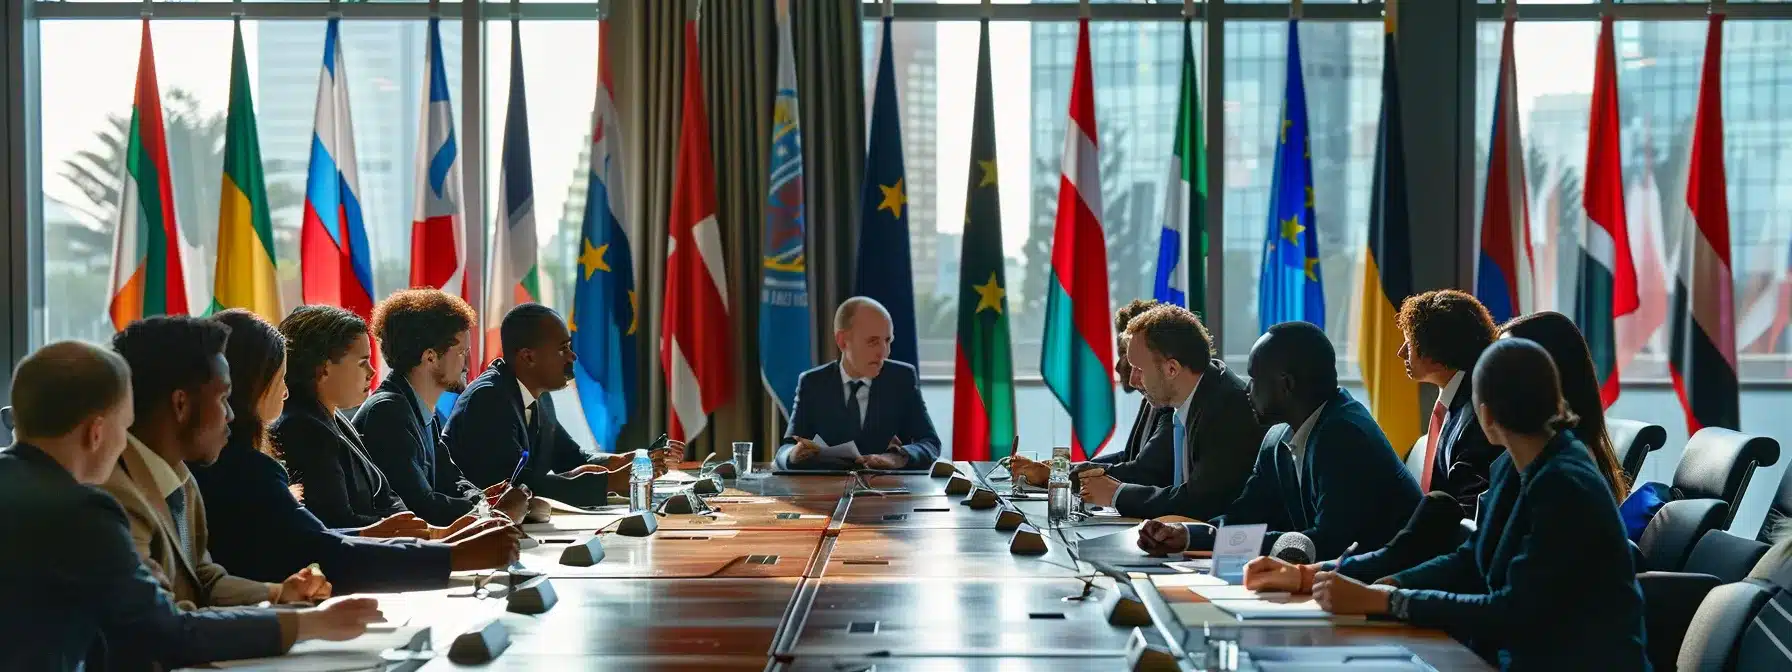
(1257, 20), (1325, 333)
(855, 16), (919, 367)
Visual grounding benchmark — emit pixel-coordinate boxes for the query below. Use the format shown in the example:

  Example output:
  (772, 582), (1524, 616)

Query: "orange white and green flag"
(210, 18), (281, 320)
(109, 19), (192, 329)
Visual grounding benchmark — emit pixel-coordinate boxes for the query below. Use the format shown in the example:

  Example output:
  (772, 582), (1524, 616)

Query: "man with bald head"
(775, 297), (941, 471)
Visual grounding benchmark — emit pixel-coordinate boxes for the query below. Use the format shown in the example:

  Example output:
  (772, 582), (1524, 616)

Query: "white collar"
(1288, 402), (1328, 456)
(1170, 372), (1203, 427)
(1439, 370), (1466, 408)
(127, 433), (189, 500)
(839, 362), (874, 388)
(517, 378), (537, 410)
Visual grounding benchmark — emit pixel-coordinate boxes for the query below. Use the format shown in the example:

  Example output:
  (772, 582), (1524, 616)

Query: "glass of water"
(731, 441), (753, 478)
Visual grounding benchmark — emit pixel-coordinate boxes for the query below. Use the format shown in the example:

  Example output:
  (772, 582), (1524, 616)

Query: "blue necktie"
(1171, 412), (1187, 488)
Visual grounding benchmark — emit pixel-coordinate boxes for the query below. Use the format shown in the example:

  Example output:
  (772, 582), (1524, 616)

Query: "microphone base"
(615, 511), (659, 537)
(558, 535), (607, 566)
(1009, 523), (1048, 555)
(944, 473), (975, 496)
(930, 459), (958, 477)
(448, 618), (511, 664)
(506, 575), (558, 614)
(994, 507), (1027, 531)
(1103, 580), (1152, 627)
(964, 487), (999, 510)
(1124, 628), (1180, 672)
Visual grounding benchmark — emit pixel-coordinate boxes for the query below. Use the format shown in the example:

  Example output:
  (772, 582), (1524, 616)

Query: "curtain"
(608, 0), (865, 459)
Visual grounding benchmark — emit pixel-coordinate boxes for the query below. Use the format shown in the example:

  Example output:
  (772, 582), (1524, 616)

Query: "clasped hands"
(1007, 452), (1120, 507)
(789, 436), (909, 470)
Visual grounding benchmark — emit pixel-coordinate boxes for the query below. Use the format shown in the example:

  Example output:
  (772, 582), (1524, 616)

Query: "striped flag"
(1257, 19), (1324, 333)
(1476, 12), (1535, 325)
(410, 15), (479, 373)
(1153, 17), (1205, 316)
(661, 19), (735, 443)
(485, 19), (541, 369)
(760, 0), (813, 419)
(1358, 6), (1420, 459)
(1577, 14), (1639, 409)
(109, 19), (193, 330)
(951, 18), (1016, 462)
(1041, 18), (1115, 462)
(572, 17), (640, 453)
(299, 18), (379, 381)
(1668, 14), (1739, 433)
(209, 18), (279, 321)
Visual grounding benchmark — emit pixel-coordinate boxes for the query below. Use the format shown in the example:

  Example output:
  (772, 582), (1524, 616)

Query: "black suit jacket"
(774, 360), (941, 470)
(1184, 388), (1423, 558)
(1089, 400), (1163, 469)
(1386, 433), (1648, 669)
(193, 433), (452, 594)
(272, 396), (408, 529)
(1426, 373), (1500, 519)
(353, 374), (483, 526)
(0, 443), (285, 670)
(1112, 360), (1269, 520)
(443, 359), (612, 506)
(1097, 406), (1176, 486)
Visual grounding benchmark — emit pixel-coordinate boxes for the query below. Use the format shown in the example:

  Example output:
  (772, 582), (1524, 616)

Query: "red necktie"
(1421, 402), (1446, 492)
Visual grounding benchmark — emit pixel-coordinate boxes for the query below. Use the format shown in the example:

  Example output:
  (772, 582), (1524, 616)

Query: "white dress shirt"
(518, 379), (537, 425)
(840, 365), (872, 427)
(1435, 370), (1466, 463)
(1285, 402), (1328, 484)
(128, 434), (189, 499)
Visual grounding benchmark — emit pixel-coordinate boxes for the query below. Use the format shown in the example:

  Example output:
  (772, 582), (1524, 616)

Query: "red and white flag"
(409, 16), (481, 369)
(660, 20), (735, 442)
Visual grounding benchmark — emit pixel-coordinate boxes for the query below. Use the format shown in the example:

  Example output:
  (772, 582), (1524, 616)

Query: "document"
(1191, 585), (1290, 601)
(1211, 523), (1266, 583)
(812, 435), (863, 461)
(1211, 599), (1331, 620)
(1149, 572), (1229, 589)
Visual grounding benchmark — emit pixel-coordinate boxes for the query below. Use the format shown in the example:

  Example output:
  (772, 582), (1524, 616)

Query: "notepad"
(1149, 572), (1229, 589)
(1210, 599), (1331, 620)
(1191, 585), (1290, 601)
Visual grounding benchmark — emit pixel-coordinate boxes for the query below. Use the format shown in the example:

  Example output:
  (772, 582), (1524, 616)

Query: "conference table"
(208, 462), (1489, 671)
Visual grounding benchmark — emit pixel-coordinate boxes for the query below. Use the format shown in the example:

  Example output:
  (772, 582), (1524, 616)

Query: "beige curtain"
(609, 0), (863, 460)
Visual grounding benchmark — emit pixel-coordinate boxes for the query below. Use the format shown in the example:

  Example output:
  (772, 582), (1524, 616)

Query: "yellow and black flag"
(952, 18), (1016, 461)
(1358, 2), (1421, 458)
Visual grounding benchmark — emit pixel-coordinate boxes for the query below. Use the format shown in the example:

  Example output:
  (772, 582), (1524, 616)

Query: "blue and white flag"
(760, 0), (813, 419)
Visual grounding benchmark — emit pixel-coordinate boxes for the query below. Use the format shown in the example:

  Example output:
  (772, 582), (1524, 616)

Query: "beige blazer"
(99, 444), (274, 610)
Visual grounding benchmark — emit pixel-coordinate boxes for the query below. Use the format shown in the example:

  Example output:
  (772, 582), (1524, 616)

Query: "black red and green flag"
(952, 18), (1016, 461)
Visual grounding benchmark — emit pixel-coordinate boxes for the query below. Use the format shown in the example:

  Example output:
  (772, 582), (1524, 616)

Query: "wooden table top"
(521, 529), (825, 579)
(839, 495), (1048, 530)
(819, 528), (1082, 579)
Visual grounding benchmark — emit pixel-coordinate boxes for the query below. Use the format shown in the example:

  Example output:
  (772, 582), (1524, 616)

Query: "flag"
(209, 19), (278, 321)
(759, 0), (813, 420)
(1476, 14), (1535, 325)
(1357, 9), (1420, 460)
(951, 18), (1016, 463)
(1041, 18), (1115, 463)
(109, 19), (192, 330)
(300, 18), (379, 381)
(1668, 14), (1739, 433)
(410, 16), (477, 358)
(572, 17), (639, 453)
(1257, 20), (1324, 333)
(661, 19), (735, 443)
(1153, 17), (1206, 316)
(1577, 15), (1640, 409)
(1616, 126), (1669, 372)
(485, 19), (540, 371)
(855, 17), (919, 368)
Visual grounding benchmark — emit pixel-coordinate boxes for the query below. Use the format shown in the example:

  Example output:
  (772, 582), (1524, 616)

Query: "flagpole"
(1079, 0), (1090, 20)
(884, 0), (894, 19)
(1183, 0), (1193, 19)
(1291, 0), (1302, 20)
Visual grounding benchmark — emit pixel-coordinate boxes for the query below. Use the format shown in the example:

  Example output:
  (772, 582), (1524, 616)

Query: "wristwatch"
(1388, 589), (1413, 620)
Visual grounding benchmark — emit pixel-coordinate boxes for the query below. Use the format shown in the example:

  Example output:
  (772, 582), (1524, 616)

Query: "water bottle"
(629, 449), (653, 512)
(1047, 446), (1073, 524)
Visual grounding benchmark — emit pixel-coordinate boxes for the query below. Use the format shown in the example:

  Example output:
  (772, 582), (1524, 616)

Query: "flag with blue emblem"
(1257, 20), (1324, 332)
(571, 17), (638, 453)
(759, 0), (812, 419)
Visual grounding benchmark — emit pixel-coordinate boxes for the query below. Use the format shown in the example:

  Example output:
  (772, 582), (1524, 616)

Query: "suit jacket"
(1387, 433), (1648, 669)
(1426, 373), (1500, 519)
(1098, 406), (1175, 486)
(1184, 388), (1422, 558)
(272, 396), (409, 529)
(193, 433), (452, 594)
(1112, 360), (1269, 520)
(774, 360), (941, 470)
(443, 359), (612, 506)
(353, 374), (483, 526)
(1089, 400), (1163, 469)
(97, 438), (273, 610)
(0, 443), (288, 670)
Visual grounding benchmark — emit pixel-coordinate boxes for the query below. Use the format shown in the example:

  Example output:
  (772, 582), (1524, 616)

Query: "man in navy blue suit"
(775, 297), (941, 471)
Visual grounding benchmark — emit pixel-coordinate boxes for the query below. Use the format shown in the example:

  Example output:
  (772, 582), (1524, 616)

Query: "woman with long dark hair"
(1311, 338), (1648, 668)
(1500, 311), (1629, 500)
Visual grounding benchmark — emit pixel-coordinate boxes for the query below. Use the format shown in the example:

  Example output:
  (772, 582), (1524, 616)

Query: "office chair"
(1675, 541), (1792, 672)
(1607, 418), (1666, 485)
(1671, 427), (1780, 530)
(1758, 461), (1792, 544)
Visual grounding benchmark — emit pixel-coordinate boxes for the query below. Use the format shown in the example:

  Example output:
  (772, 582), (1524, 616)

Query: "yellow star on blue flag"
(1257, 19), (1325, 333)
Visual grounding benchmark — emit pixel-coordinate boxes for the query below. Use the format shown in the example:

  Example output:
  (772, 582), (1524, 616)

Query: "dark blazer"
(0, 443), (286, 670)
(443, 359), (611, 506)
(272, 396), (409, 529)
(353, 374), (483, 526)
(1386, 433), (1649, 669)
(1183, 387), (1422, 558)
(774, 360), (941, 470)
(1089, 400), (1164, 469)
(1426, 373), (1500, 520)
(193, 433), (452, 594)
(1098, 406), (1175, 486)
(1112, 360), (1269, 520)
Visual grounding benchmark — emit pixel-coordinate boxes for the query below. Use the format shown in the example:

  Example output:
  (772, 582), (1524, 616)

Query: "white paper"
(1149, 572), (1230, 588)
(656, 470), (701, 483)
(1191, 585), (1291, 601)
(1211, 523), (1267, 581)
(1210, 599), (1332, 620)
(1165, 559), (1215, 573)
(811, 435), (863, 461)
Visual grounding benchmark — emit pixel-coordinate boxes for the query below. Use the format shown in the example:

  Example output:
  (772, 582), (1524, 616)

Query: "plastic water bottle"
(629, 449), (653, 512)
(1047, 446), (1073, 524)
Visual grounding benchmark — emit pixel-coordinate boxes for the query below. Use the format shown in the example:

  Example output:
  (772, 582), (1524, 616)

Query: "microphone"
(1269, 532), (1315, 565)
(1381, 491), (1466, 568)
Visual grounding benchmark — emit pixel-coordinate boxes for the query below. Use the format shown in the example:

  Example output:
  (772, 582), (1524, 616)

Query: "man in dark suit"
(1138, 321), (1422, 558)
(776, 297), (940, 471)
(0, 340), (380, 670)
(1075, 305), (1267, 520)
(1397, 289), (1500, 519)
(356, 289), (530, 526)
(445, 304), (664, 506)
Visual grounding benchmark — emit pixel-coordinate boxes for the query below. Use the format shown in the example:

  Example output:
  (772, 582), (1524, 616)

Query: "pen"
(1333, 542), (1359, 566)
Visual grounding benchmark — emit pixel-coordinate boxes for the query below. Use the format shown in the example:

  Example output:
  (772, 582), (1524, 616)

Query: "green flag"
(951, 19), (1016, 461)
(1154, 18), (1207, 316)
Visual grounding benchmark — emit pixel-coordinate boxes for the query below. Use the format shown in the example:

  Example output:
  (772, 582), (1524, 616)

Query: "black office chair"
(1759, 460), (1792, 544)
(1, 405), (10, 446)
(1676, 541), (1792, 671)
(1671, 427), (1781, 529)
(1607, 418), (1666, 485)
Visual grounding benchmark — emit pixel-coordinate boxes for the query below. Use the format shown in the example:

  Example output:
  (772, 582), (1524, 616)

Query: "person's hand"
(359, 512), (428, 539)
(428, 514), (480, 540)
(448, 524), (521, 572)
(858, 450), (906, 471)
(1373, 576), (1401, 588)
(1008, 455), (1050, 487)
(1243, 556), (1306, 593)
(295, 596), (383, 642)
(1312, 571), (1391, 616)
(274, 565), (332, 604)
(572, 462), (615, 477)
(441, 516), (514, 544)
(789, 437), (822, 463)
(1076, 468), (1121, 507)
(482, 481), (511, 499)
(651, 445), (680, 477)
(494, 484), (532, 522)
(1137, 519), (1189, 556)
